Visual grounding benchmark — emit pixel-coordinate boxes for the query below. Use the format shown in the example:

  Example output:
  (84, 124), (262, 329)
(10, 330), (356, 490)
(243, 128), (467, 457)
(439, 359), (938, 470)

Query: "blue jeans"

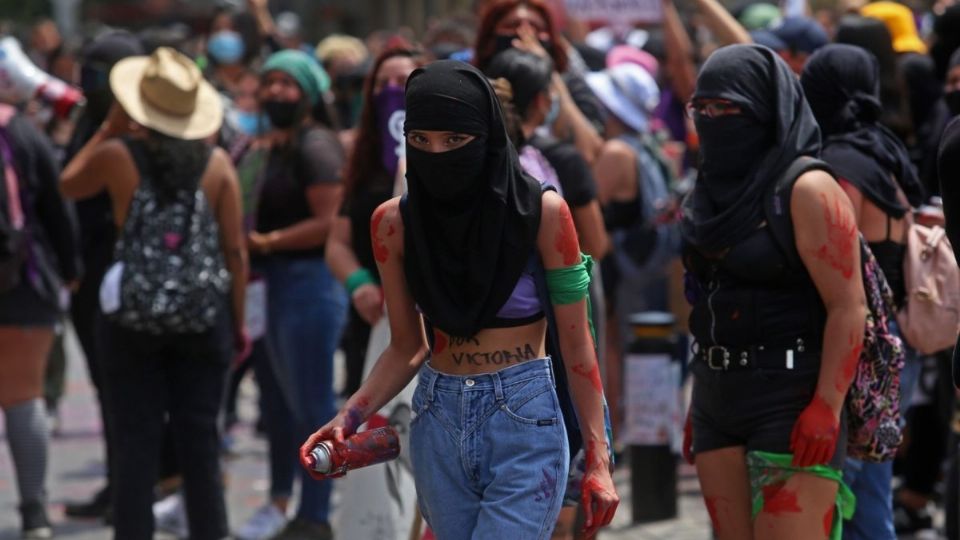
(260, 256), (347, 524)
(410, 359), (569, 540)
(842, 321), (919, 540)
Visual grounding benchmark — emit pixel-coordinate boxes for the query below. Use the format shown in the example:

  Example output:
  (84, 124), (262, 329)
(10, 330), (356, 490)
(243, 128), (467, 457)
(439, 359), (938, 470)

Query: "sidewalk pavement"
(0, 328), (711, 540)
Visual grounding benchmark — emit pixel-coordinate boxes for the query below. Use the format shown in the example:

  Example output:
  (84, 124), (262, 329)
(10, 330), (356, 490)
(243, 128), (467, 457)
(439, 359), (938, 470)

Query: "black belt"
(694, 339), (817, 371)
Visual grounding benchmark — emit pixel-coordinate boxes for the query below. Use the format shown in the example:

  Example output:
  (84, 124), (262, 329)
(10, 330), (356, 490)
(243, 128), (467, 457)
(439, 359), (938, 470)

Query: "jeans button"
(465, 379), (475, 387)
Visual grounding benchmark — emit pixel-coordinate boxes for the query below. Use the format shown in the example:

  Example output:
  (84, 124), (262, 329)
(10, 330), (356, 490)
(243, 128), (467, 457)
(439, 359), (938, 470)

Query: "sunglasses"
(685, 100), (742, 119)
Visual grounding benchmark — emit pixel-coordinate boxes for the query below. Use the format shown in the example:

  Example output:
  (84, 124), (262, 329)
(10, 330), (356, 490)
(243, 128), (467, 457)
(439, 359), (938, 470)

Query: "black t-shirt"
(339, 171), (394, 281)
(528, 133), (597, 208)
(256, 127), (344, 257)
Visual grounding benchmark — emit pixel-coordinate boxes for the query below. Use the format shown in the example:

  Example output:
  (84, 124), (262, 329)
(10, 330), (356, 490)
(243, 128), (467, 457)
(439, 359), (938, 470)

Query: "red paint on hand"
(433, 328), (448, 354)
(790, 394), (840, 467)
(555, 204), (580, 265)
(572, 362), (603, 393)
(762, 483), (802, 516)
(814, 194), (857, 280)
(823, 505), (835, 537)
(371, 205), (389, 263)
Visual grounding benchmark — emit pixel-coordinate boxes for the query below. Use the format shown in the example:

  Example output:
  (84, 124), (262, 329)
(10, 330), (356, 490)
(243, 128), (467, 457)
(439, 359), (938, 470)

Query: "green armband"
(545, 254), (596, 345)
(345, 268), (378, 296)
(747, 451), (855, 540)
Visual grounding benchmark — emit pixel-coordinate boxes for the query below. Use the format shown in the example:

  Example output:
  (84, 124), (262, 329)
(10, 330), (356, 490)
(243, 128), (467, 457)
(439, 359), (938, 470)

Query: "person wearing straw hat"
(61, 46), (248, 540)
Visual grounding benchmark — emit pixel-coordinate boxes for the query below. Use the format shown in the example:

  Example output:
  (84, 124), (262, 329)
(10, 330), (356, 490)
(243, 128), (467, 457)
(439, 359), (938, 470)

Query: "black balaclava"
(940, 117), (960, 261)
(682, 44), (820, 254)
(932, 5), (960, 82)
(403, 60), (542, 338)
(947, 49), (960, 116)
(802, 44), (924, 218)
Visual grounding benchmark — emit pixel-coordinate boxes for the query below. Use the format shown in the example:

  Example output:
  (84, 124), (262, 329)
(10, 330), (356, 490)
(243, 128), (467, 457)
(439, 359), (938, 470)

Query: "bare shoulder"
(372, 196), (404, 249)
(539, 189), (567, 229)
(598, 138), (635, 161)
(792, 169), (844, 206)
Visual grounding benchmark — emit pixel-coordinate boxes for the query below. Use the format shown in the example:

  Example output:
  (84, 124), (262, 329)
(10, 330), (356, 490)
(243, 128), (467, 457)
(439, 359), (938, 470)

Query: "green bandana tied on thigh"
(747, 451), (856, 540)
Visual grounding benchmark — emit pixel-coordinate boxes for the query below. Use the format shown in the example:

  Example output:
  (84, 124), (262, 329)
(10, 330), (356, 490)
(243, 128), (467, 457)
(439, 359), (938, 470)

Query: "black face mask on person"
(493, 34), (553, 57)
(406, 136), (487, 200)
(262, 99), (305, 129)
(947, 90), (960, 117)
(694, 113), (771, 179)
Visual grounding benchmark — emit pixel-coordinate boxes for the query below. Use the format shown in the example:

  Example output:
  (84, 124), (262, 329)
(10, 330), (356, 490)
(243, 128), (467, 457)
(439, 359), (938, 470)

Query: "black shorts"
(690, 353), (846, 468)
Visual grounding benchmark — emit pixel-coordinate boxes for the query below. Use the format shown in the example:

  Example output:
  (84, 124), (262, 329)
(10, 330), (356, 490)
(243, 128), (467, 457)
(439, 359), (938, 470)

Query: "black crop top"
(684, 225), (827, 350)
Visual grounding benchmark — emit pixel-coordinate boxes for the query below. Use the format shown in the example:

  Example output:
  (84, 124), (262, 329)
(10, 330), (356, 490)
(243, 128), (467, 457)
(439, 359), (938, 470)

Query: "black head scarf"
(939, 117), (960, 262)
(682, 44), (820, 253)
(801, 44), (924, 218)
(402, 60), (542, 338)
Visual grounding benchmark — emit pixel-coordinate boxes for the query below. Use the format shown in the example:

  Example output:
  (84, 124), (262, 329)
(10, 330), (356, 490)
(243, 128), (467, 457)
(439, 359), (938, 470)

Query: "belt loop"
(425, 366), (438, 402)
(492, 371), (505, 402)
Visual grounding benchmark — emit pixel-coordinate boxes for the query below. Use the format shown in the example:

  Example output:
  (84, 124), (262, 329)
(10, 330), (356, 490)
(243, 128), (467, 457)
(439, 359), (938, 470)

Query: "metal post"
(625, 311), (679, 523)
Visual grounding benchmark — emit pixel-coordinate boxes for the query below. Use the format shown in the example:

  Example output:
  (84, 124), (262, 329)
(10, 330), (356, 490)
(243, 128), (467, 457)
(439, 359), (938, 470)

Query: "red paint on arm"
(555, 204), (580, 265)
(573, 362), (603, 393)
(814, 194), (857, 280)
(371, 205), (389, 264)
(433, 328), (448, 354)
(835, 330), (864, 393)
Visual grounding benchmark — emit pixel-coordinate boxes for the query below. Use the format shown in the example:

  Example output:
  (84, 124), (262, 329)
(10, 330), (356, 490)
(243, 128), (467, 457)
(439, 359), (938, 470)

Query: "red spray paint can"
(307, 426), (401, 477)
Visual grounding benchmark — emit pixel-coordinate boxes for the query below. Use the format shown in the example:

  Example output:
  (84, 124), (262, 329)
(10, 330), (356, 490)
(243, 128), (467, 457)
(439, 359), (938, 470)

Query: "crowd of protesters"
(2, 0), (960, 538)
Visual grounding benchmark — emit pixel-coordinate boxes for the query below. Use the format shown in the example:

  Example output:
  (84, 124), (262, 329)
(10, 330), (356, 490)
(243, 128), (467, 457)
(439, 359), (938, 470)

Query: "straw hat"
(110, 47), (222, 140)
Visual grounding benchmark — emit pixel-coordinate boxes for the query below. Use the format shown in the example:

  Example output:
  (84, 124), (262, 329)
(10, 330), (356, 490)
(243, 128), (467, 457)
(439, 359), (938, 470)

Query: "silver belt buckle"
(706, 346), (731, 370)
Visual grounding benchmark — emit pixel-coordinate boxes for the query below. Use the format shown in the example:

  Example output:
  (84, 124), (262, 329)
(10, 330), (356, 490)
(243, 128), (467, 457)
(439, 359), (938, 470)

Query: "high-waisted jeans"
(410, 358), (569, 540)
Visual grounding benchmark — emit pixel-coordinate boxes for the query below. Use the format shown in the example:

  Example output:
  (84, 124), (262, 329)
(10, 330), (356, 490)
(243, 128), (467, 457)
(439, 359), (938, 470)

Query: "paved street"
(0, 328), (712, 540)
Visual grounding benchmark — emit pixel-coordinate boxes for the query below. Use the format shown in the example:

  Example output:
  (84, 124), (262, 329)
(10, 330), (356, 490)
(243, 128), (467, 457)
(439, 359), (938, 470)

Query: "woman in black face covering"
(681, 44), (866, 540)
(302, 60), (619, 539)
(801, 42), (925, 540)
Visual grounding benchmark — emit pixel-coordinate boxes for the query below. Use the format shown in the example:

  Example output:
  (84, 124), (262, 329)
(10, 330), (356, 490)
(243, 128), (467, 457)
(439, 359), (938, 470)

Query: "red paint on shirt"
(433, 328), (448, 354)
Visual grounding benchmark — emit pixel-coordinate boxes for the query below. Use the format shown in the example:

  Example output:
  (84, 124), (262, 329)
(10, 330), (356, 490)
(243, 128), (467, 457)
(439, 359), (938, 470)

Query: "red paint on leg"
(762, 486), (802, 515)
(433, 328), (448, 354)
(554, 204), (580, 266)
(573, 362), (603, 393)
(371, 205), (390, 263)
(704, 496), (723, 534)
(814, 194), (857, 280)
(823, 505), (835, 537)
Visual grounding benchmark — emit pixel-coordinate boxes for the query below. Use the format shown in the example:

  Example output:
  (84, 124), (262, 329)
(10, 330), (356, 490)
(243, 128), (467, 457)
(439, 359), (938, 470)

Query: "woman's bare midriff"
(428, 319), (548, 375)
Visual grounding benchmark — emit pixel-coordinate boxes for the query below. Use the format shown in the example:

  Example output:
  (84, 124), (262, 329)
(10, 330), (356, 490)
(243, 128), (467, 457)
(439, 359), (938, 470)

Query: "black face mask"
(493, 34), (553, 57)
(406, 137), (487, 200)
(263, 100), (303, 129)
(947, 90), (960, 117)
(695, 114), (771, 179)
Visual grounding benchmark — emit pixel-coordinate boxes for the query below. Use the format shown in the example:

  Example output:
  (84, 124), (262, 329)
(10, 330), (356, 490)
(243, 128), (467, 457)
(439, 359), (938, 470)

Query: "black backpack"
(106, 140), (230, 334)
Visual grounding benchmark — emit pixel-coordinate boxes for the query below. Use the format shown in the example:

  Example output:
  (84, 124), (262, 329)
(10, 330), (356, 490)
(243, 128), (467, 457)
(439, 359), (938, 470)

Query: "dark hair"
(489, 77), (525, 147)
(474, 0), (568, 73)
(834, 15), (912, 139)
(343, 47), (420, 198)
(142, 130), (211, 203)
(484, 48), (552, 119)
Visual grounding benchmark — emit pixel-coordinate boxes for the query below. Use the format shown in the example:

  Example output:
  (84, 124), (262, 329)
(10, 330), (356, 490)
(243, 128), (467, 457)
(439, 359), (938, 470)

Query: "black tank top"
(684, 225), (827, 350)
(867, 216), (906, 309)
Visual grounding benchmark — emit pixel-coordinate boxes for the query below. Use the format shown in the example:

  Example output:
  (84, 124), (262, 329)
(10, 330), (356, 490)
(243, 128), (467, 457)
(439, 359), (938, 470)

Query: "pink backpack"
(897, 224), (960, 354)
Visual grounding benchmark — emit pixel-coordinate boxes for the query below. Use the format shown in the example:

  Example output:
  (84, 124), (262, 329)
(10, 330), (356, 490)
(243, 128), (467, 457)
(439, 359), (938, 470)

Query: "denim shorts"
(410, 358), (570, 540)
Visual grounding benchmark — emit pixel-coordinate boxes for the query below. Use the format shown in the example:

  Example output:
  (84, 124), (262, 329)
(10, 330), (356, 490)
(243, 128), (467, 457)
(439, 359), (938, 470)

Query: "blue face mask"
(208, 31), (245, 65)
(234, 110), (267, 136)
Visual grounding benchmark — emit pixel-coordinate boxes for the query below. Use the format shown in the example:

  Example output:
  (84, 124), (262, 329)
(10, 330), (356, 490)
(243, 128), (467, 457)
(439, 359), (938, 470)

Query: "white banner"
(565, 0), (662, 23)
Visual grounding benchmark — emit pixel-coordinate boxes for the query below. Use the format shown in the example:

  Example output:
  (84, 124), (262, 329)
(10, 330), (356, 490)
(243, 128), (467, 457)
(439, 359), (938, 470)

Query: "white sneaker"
(236, 504), (287, 540)
(153, 491), (188, 539)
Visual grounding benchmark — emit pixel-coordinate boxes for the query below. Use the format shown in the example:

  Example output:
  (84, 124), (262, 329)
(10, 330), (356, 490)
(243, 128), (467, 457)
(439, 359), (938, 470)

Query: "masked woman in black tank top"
(681, 45), (867, 540)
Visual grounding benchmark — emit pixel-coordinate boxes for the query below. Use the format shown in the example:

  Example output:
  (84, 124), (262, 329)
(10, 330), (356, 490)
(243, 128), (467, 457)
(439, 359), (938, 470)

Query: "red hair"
(473, 0), (568, 74)
(344, 46), (421, 198)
